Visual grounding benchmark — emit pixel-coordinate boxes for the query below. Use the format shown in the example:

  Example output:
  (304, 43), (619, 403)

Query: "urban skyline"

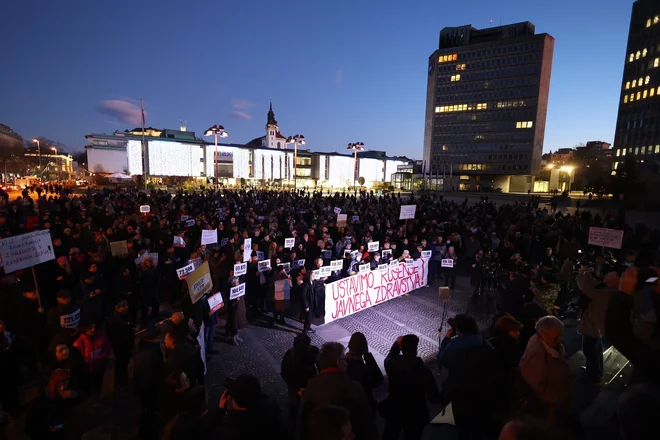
(0, 0), (637, 157)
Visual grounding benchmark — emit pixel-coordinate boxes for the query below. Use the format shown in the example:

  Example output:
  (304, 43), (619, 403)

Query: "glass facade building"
(423, 22), (554, 191)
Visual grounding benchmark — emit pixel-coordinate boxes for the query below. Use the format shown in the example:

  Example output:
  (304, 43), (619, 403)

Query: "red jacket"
(73, 331), (111, 373)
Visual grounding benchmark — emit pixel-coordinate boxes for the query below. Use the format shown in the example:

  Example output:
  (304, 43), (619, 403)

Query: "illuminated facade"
(423, 22), (554, 192)
(613, 0), (660, 172)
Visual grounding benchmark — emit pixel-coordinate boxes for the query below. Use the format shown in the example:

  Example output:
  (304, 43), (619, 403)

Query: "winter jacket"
(73, 331), (111, 373)
(519, 334), (571, 407)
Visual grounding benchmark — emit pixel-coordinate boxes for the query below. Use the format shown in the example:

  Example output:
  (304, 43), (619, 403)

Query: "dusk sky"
(2, 0), (633, 157)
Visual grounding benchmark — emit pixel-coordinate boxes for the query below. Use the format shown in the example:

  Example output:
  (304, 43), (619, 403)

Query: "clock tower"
(265, 99), (281, 149)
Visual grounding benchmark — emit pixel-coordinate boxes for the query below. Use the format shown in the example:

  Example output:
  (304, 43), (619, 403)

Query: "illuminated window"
(516, 121), (533, 129)
(656, 145), (660, 154)
(439, 54), (458, 63)
(646, 76), (651, 85)
(435, 106), (441, 113)
(655, 58), (659, 68)
(616, 149), (621, 157)
(452, 54), (457, 61)
(629, 53), (635, 62)
(442, 145), (447, 151)
(655, 16), (660, 24)
(635, 147), (639, 155)
(642, 146), (647, 154)
(614, 162), (619, 170)
(451, 74), (461, 81)
(622, 148), (626, 156)
(636, 51), (641, 60)
(516, 122), (522, 129)
(652, 88), (656, 97)
(643, 90), (648, 99)
(637, 91), (642, 100)
(630, 93), (635, 102)
(624, 95), (629, 103)
(456, 64), (466, 70)
(657, 86), (660, 95)
(643, 48), (648, 57)
(632, 80), (637, 87)
(639, 77), (644, 85)
(626, 81), (630, 89)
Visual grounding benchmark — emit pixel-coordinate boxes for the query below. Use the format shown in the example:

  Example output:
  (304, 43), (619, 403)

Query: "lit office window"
(642, 146), (646, 154)
(632, 79), (637, 87)
(655, 16), (660, 24)
(614, 162), (619, 170)
(646, 76), (651, 85)
(636, 51), (641, 60)
(647, 19), (652, 28)
(456, 64), (466, 70)
(516, 121), (533, 129)
(655, 145), (660, 154)
(450, 74), (461, 81)
(639, 77), (644, 85)
(652, 88), (656, 97)
(626, 81), (630, 89)
(635, 147), (639, 155)
(643, 48), (648, 57)
(616, 149), (621, 157)
(629, 53), (635, 62)
(643, 90), (648, 99)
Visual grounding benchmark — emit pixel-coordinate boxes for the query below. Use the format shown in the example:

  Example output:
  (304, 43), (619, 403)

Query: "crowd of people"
(0, 185), (658, 440)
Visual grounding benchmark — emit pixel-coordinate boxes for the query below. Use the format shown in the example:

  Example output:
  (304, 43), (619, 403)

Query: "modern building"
(612, 0), (660, 172)
(85, 105), (412, 188)
(423, 21), (554, 192)
(0, 123), (24, 182)
(24, 146), (74, 180)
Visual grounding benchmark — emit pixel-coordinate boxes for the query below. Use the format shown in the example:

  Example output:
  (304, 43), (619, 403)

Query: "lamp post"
(347, 142), (365, 189)
(32, 139), (41, 177)
(204, 125), (228, 187)
(51, 147), (59, 181)
(286, 134), (306, 189)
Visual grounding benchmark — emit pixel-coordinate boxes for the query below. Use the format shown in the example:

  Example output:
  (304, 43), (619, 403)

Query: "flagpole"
(141, 99), (147, 189)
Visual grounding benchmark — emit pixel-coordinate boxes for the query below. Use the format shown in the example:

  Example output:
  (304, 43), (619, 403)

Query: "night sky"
(1, 0), (633, 156)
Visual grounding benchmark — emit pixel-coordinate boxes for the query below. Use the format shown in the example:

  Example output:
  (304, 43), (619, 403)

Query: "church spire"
(266, 99), (278, 127)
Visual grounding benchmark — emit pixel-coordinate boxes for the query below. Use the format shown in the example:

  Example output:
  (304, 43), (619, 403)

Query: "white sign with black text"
(234, 262), (247, 276)
(230, 283), (246, 300)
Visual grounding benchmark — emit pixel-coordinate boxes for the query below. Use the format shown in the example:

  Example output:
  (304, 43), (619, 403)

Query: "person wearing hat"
(46, 289), (81, 340)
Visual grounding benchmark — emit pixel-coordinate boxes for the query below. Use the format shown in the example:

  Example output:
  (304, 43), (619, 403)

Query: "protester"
(307, 405), (355, 440)
(280, 333), (319, 430)
(345, 332), (383, 409)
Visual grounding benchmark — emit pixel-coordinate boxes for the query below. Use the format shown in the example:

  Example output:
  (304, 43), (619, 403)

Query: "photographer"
(469, 251), (486, 301)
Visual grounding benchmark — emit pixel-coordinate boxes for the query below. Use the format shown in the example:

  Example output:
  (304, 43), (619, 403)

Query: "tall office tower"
(612, 0), (660, 172)
(423, 22), (554, 192)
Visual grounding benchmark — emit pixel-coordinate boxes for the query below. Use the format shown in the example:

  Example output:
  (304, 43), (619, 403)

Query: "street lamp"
(204, 125), (228, 187)
(347, 142), (365, 188)
(286, 134), (306, 189)
(51, 147), (60, 181)
(32, 138), (41, 176)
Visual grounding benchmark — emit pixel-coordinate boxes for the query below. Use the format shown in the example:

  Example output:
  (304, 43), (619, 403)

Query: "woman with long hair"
(345, 332), (383, 408)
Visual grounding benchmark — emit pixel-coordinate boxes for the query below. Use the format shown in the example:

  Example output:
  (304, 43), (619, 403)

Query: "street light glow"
(560, 166), (573, 173)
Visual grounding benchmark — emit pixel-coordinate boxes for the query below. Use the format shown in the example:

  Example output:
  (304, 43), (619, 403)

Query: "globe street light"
(347, 142), (365, 188)
(204, 125), (228, 186)
(286, 134), (306, 189)
(32, 138), (41, 176)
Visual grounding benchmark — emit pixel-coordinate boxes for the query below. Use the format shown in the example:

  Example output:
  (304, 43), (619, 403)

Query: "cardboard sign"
(282, 262), (291, 274)
(322, 250), (332, 259)
(382, 249), (392, 258)
(186, 219), (195, 227)
(441, 258), (454, 268)
(330, 260), (343, 270)
(421, 250), (432, 258)
(173, 236), (185, 247)
(230, 283), (246, 300)
(333, 207), (342, 214)
(59, 308), (81, 329)
(367, 242), (379, 252)
(588, 227), (624, 250)
(284, 237), (295, 249)
(274, 279), (290, 301)
(399, 204), (417, 220)
(0, 230), (55, 274)
(140, 205), (150, 213)
(234, 262), (247, 276)
(176, 262), (195, 280)
(359, 263), (370, 273)
(110, 240), (129, 257)
(337, 214), (347, 227)
(324, 257), (429, 324)
(378, 263), (388, 273)
(258, 260), (271, 272)
(292, 259), (305, 269)
(207, 292), (224, 313)
(352, 216), (360, 222)
(220, 238), (229, 247)
(201, 230), (217, 245)
(186, 261), (212, 304)
(405, 258), (414, 267)
(256, 251), (265, 260)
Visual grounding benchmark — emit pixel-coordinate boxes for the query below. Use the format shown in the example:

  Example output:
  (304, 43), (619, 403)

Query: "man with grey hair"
(519, 315), (571, 424)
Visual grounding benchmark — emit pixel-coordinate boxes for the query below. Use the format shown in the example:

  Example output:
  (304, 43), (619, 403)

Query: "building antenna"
(180, 119), (187, 131)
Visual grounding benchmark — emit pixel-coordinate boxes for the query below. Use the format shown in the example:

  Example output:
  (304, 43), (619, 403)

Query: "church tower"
(264, 100), (284, 149)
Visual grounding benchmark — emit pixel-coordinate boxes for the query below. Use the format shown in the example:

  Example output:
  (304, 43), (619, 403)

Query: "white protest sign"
(207, 292), (224, 314)
(352, 216), (360, 222)
(324, 257), (429, 323)
(319, 266), (332, 277)
(588, 227), (624, 250)
(243, 238), (252, 262)
(321, 250), (332, 259)
(292, 259), (305, 269)
(186, 261), (213, 304)
(312, 269), (321, 281)
(421, 250), (432, 258)
(359, 263), (370, 273)
(173, 236), (185, 247)
(441, 259), (454, 268)
(285, 238), (295, 249)
(258, 260), (271, 272)
(186, 219), (195, 227)
(201, 229), (217, 245)
(176, 262), (195, 280)
(0, 230), (55, 274)
(188, 257), (202, 269)
(330, 260), (343, 271)
(140, 205), (150, 213)
(368, 242), (379, 252)
(282, 262), (291, 274)
(337, 214), (347, 227)
(405, 258), (414, 267)
(382, 249), (392, 258)
(390, 259), (399, 267)
(378, 263), (388, 273)
(60, 308), (81, 329)
(110, 240), (129, 257)
(399, 205), (417, 220)
(333, 207), (342, 214)
(234, 262), (247, 276)
(230, 283), (246, 300)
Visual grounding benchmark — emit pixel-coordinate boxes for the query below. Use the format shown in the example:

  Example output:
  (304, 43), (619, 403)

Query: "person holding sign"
(443, 246), (458, 289)
(297, 272), (315, 333)
(269, 265), (291, 326)
(224, 276), (248, 346)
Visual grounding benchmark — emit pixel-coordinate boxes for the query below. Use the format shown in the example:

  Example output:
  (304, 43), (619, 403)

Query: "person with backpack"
(437, 314), (499, 439)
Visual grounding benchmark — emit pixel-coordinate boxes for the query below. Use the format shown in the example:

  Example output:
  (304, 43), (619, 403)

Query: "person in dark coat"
(106, 300), (134, 388)
(298, 272), (315, 333)
(488, 315), (524, 421)
(133, 326), (164, 440)
(280, 333), (319, 429)
(46, 290), (81, 342)
(298, 342), (377, 440)
(161, 386), (212, 440)
(382, 335), (441, 440)
(345, 332), (383, 410)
